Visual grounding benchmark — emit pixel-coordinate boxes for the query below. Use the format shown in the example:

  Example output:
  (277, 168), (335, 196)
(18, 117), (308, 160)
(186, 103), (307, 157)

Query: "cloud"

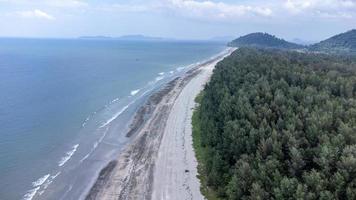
(0, 0), (88, 7)
(16, 9), (55, 20)
(158, 0), (273, 21)
(6, 0), (356, 23)
(97, 0), (272, 20)
(159, 0), (356, 20)
(46, 0), (88, 8)
(284, 0), (356, 17)
(100, 3), (150, 12)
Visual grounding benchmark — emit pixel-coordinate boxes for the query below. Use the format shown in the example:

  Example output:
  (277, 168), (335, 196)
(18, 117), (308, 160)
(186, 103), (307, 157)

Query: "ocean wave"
(58, 144), (79, 167)
(38, 171), (62, 196)
(83, 98), (120, 127)
(79, 153), (91, 163)
(80, 125), (109, 162)
(99, 50), (228, 131)
(176, 66), (185, 71)
(23, 174), (51, 200)
(130, 89), (140, 96)
(81, 116), (91, 127)
(155, 76), (164, 82)
(98, 127), (109, 143)
(32, 174), (50, 187)
(110, 98), (119, 104)
(99, 87), (154, 129)
(23, 186), (40, 200)
(99, 104), (130, 128)
(43, 172), (61, 190)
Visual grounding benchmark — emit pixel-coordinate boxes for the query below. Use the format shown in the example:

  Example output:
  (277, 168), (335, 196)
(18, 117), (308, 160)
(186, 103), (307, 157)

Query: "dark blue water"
(0, 38), (226, 200)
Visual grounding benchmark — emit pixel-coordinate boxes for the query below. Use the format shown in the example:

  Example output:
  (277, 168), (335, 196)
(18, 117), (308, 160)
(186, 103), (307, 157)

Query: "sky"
(0, 0), (355, 41)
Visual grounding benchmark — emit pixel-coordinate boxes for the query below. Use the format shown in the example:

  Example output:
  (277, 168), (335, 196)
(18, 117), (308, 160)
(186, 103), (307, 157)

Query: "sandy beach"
(85, 48), (235, 200)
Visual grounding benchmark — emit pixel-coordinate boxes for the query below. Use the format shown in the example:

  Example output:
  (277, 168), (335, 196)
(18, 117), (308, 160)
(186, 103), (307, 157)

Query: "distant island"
(79, 34), (165, 41)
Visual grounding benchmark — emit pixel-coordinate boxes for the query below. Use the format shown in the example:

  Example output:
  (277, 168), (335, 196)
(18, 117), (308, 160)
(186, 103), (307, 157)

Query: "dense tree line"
(194, 48), (356, 199)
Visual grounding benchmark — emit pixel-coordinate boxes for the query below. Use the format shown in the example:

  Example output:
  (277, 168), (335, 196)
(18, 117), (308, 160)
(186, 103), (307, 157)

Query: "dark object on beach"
(185, 170), (189, 173)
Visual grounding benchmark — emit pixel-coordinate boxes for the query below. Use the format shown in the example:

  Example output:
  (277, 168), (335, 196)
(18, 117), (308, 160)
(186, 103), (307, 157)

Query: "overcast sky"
(0, 0), (355, 41)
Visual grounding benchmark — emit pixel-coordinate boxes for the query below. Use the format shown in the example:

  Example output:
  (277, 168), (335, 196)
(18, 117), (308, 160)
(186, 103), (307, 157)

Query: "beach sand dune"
(85, 48), (235, 200)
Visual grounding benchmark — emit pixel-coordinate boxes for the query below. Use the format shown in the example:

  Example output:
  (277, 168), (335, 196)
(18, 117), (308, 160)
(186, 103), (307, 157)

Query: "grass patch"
(192, 92), (222, 200)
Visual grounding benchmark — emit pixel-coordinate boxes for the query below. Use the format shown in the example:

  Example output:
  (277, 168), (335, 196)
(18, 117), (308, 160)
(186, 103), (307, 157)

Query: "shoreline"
(85, 48), (236, 200)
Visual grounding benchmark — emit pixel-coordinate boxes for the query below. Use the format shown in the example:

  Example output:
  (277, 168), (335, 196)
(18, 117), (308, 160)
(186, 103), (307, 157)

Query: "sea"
(0, 38), (226, 200)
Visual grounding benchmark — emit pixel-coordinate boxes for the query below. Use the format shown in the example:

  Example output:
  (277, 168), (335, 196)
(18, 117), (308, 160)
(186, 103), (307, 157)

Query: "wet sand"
(85, 48), (235, 200)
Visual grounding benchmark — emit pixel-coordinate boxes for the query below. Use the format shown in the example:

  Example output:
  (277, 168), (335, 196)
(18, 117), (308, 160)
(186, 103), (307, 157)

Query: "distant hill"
(310, 29), (356, 54)
(228, 32), (304, 49)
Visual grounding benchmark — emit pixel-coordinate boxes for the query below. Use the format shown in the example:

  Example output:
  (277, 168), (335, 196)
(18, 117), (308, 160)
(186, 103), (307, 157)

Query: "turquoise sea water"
(0, 38), (226, 200)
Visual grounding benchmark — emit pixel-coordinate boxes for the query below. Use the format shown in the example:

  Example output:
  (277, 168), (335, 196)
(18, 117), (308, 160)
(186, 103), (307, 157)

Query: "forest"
(193, 48), (356, 199)
(310, 29), (356, 54)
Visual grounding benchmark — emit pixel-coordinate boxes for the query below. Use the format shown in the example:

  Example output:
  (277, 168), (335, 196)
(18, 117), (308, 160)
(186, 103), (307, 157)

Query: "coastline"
(85, 47), (236, 200)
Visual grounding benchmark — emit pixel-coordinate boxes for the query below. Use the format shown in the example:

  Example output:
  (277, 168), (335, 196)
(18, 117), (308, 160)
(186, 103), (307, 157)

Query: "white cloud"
(46, 0), (88, 8)
(160, 0), (272, 21)
(100, 3), (150, 12)
(0, 0), (88, 7)
(98, 0), (272, 20)
(284, 0), (356, 18)
(6, 0), (356, 22)
(162, 0), (356, 20)
(16, 9), (55, 20)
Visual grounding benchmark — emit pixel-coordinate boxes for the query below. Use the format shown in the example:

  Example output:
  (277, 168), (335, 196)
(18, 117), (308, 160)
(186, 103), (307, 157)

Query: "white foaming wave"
(23, 174), (51, 200)
(158, 72), (165, 76)
(93, 141), (99, 149)
(99, 86), (154, 129)
(176, 66), (185, 71)
(111, 98), (119, 104)
(155, 76), (164, 82)
(130, 89), (140, 96)
(52, 171), (61, 179)
(169, 71), (174, 74)
(82, 116), (90, 127)
(100, 104), (129, 128)
(23, 186), (40, 200)
(38, 190), (45, 196)
(45, 172), (61, 188)
(79, 154), (90, 163)
(80, 126), (110, 163)
(58, 144), (79, 167)
(98, 127), (109, 143)
(32, 174), (50, 187)
(40, 171), (62, 195)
